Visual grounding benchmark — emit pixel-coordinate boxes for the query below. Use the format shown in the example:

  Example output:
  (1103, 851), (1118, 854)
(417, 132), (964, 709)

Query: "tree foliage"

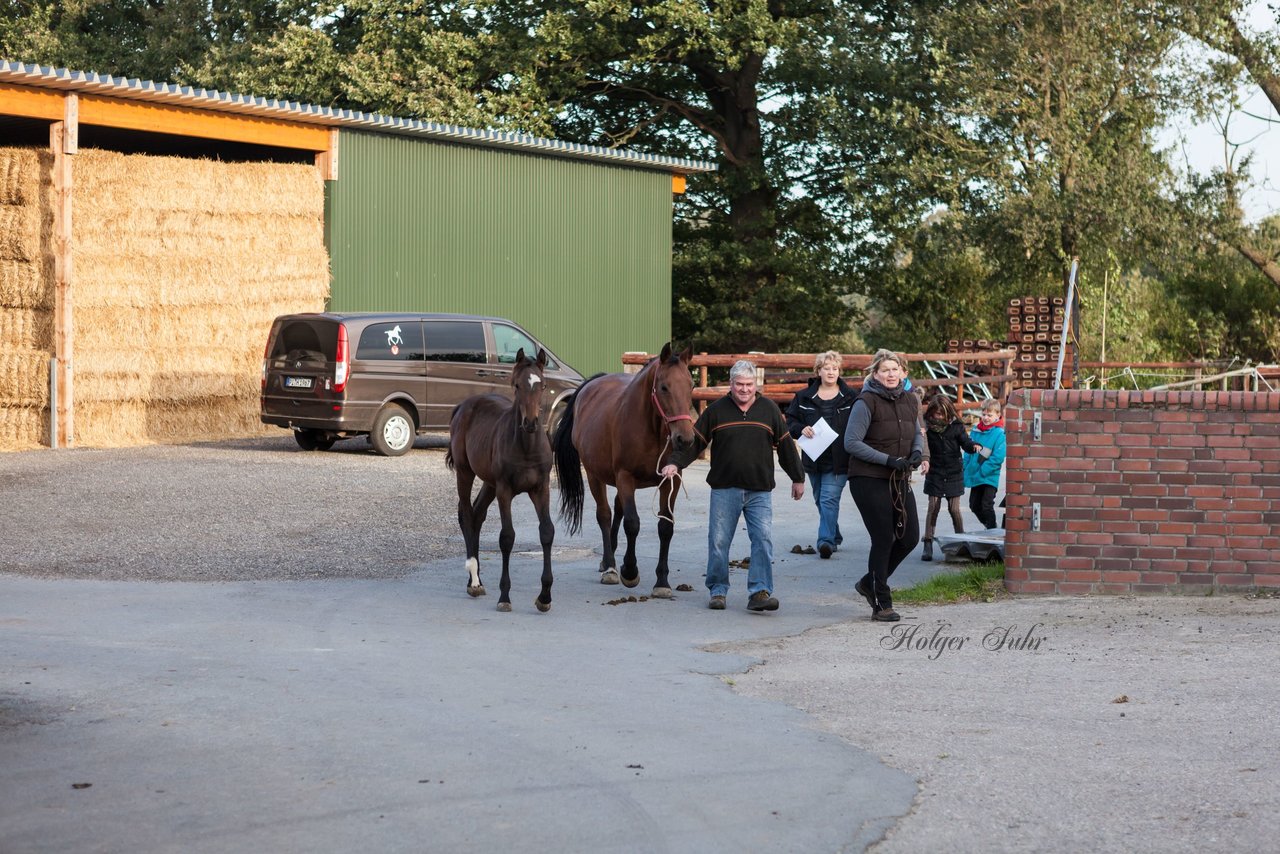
(1161, 0), (1280, 288)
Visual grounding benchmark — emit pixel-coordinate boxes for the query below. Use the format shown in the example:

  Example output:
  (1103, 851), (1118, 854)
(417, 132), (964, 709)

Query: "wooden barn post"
(51, 93), (77, 447)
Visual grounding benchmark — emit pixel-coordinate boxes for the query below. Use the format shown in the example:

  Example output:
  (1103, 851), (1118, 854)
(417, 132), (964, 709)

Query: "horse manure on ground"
(675, 584), (694, 592)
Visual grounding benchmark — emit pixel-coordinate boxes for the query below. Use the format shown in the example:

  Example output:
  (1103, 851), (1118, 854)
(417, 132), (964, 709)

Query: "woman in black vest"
(843, 349), (926, 621)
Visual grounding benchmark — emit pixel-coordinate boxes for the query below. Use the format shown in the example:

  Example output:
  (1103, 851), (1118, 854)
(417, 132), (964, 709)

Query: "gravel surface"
(0, 435), (463, 581)
(726, 594), (1280, 853)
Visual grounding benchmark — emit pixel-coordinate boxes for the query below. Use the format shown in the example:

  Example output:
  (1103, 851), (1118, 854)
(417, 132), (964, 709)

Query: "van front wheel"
(371, 405), (415, 457)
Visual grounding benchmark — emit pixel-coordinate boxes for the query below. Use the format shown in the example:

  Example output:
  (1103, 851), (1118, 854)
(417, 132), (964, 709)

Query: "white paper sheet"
(796, 417), (838, 461)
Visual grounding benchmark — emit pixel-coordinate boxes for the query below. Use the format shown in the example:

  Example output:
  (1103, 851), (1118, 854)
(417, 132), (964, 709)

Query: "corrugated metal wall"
(326, 130), (674, 375)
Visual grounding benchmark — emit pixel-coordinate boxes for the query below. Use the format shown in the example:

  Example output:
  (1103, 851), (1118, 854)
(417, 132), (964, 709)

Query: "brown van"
(260, 312), (584, 456)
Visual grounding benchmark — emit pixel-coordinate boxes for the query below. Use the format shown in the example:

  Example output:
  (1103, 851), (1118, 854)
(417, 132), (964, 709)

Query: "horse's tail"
(444, 403), (463, 471)
(552, 383), (589, 537)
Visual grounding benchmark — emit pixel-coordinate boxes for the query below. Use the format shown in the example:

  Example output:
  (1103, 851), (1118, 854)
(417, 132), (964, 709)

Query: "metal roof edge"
(0, 60), (717, 173)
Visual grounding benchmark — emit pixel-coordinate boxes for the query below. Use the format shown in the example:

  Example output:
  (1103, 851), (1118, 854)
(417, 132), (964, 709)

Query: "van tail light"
(334, 323), (349, 392)
(261, 334), (271, 390)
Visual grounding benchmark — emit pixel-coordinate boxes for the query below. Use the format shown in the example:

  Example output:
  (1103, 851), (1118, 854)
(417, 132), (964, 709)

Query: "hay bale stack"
(71, 149), (329, 447)
(0, 147), (53, 451)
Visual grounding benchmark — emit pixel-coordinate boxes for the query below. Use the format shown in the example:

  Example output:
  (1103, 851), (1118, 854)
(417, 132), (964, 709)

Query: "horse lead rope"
(652, 434), (689, 523)
(890, 466), (910, 540)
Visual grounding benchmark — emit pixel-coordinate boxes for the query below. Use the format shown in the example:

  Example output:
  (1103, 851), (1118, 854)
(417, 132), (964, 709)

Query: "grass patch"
(894, 562), (1007, 604)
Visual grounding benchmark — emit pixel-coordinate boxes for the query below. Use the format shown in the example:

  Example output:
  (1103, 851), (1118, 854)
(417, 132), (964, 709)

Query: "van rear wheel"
(294, 429), (334, 451)
(371, 405), (414, 457)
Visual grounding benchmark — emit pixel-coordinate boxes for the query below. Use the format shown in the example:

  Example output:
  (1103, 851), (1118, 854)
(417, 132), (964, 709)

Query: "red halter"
(651, 363), (692, 427)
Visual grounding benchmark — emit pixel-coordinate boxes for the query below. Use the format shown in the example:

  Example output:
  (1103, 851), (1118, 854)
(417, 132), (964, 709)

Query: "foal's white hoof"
(467, 584), (486, 597)
(651, 586), (673, 599)
(600, 568), (620, 585)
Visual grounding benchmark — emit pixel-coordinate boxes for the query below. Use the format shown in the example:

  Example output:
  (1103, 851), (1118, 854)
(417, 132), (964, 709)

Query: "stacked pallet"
(1007, 296), (1072, 390)
(943, 338), (1006, 378)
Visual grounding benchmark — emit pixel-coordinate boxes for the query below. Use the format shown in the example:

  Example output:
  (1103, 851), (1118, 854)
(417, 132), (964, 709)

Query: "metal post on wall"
(1054, 258), (1080, 390)
(49, 357), (58, 449)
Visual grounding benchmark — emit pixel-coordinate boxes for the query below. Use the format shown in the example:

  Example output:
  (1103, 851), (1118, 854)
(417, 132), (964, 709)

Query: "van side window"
(493, 323), (557, 368)
(356, 322), (425, 361)
(424, 321), (486, 363)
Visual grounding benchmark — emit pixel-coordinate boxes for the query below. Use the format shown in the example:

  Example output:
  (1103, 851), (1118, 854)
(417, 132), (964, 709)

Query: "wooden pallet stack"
(944, 338), (1006, 378)
(1007, 296), (1071, 390)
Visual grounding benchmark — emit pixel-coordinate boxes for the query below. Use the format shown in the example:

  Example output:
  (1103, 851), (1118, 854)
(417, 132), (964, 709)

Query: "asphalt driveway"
(4, 436), (1275, 853)
(1, 436), (919, 853)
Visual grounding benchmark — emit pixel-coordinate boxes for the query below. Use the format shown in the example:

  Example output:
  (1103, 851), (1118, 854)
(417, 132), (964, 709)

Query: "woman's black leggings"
(925, 495), (964, 540)
(849, 475), (920, 610)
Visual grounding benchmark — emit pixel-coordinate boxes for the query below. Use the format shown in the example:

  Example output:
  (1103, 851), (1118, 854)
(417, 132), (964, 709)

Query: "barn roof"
(0, 60), (716, 174)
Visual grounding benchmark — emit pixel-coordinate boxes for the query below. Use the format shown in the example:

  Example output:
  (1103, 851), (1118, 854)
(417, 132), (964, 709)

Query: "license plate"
(284, 376), (313, 389)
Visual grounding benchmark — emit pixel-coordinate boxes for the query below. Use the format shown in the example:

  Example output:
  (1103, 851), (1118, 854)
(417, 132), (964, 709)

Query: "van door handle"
(476, 369), (502, 377)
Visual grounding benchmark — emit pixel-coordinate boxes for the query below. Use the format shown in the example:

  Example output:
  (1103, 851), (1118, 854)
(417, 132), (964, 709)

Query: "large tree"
(851, 0), (1186, 356)
(922, 0), (1179, 289)
(1163, 0), (1280, 287)
(451, 1), (944, 354)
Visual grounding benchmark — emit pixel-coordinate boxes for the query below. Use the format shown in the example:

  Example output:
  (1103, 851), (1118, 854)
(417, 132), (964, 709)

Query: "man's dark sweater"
(669, 393), (805, 491)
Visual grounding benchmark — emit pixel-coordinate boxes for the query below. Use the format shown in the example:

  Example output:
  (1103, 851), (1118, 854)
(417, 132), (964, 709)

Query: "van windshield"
(271, 319), (337, 362)
(493, 323), (558, 369)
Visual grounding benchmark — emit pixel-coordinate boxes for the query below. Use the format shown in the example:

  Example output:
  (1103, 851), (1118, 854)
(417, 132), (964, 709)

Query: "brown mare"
(552, 343), (695, 596)
(445, 348), (554, 612)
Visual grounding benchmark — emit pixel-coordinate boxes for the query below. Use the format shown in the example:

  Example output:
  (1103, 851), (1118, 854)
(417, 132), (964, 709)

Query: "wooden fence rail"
(621, 350), (1017, 408)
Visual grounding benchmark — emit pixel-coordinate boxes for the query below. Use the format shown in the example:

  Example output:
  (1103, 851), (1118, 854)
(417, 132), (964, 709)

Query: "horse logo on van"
(385, 325), (404, 347)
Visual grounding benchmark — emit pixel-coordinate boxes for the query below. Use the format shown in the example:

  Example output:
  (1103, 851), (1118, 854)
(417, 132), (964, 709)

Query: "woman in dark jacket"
(844, 349), (926, 622)
(785, 351), (858, 559)
(921, 394), (978, 561)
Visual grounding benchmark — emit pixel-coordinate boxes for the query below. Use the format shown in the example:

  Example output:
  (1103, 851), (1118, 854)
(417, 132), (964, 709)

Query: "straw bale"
(0, 349), (52, 405)
(73, 400), (150, 447)
(75, 149), (323, 218)
(140, 398), (273, 442)
(74, 397), (272, 448)
(75, 210), (324, 253)
(75, 343), (263, 377)
(0, 307), (53, 350)
(0, 404), (46, 451)
(75, 362), (260, 403)
(0, 204), (41, 261)
(0, 259), (51, 307)
(74, 304), (292, 352)
(48, 148), (328, 448)
(0, 147), (44, 206)
(74, 262), (330, 306)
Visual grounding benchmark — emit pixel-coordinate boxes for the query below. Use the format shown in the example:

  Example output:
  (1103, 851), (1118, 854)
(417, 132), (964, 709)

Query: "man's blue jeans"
(807, 470), (847, 551)
(706, 487), (774, 597)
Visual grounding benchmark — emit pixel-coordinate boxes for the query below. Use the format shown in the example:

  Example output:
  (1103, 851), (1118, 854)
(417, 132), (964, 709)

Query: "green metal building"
(326, 127), (710, 375)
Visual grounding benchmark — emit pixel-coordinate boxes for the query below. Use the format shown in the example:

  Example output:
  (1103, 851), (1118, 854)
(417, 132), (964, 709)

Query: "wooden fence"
(1077, 360), (1277, 391)
(621, 350), (1018, 409)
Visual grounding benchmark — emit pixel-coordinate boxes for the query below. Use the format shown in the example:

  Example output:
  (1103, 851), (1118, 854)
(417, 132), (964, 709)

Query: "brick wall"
(1003, 389), (1280, 594)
